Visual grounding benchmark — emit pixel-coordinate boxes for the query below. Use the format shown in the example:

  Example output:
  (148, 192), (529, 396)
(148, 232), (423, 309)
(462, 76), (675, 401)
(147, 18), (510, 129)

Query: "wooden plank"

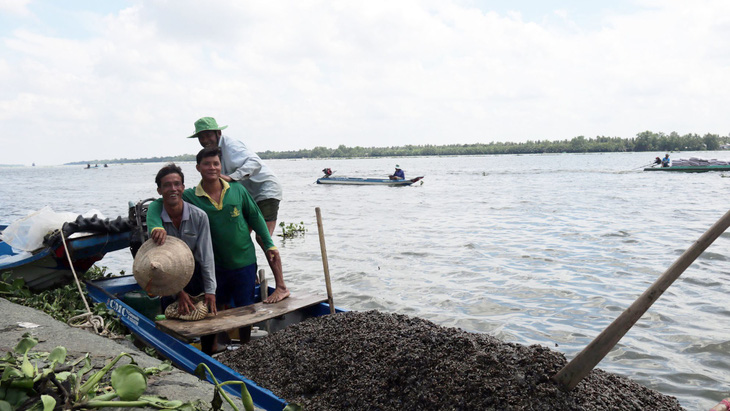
(156, 292), (327, 340)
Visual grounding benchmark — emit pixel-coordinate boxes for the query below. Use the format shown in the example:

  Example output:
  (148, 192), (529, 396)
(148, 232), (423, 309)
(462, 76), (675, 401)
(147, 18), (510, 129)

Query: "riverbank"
(0, 297), (243, 410)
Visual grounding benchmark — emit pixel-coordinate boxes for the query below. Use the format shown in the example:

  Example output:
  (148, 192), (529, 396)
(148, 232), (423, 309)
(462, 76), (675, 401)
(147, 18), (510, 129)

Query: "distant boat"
(317, 176), (424, 186)
(316, 168), (424, 186)
(32, 163), (35, 167)
(644, 165), (730, 173)
(644, 157), (730, 172)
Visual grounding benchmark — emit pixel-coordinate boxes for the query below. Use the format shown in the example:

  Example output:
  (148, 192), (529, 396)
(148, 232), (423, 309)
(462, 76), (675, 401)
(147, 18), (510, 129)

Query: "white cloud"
(0, 0), (32, 16)
(0, 0), (729, 165)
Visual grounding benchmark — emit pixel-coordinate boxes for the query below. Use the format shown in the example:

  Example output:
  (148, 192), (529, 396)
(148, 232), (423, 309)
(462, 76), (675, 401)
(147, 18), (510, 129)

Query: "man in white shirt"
(187, 117), (283, 237)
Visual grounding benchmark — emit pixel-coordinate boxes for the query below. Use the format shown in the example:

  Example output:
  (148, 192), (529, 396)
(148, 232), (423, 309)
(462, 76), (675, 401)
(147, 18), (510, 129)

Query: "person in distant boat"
(661, 154), (671, 167)
(389, 164), (405, 180)
(146, 147), (289, 345)
(653, 157), (661, 166)
(147, 163), (218, 352)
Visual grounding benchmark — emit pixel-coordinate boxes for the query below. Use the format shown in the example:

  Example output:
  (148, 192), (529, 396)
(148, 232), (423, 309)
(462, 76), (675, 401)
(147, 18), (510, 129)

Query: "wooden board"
(156, 292), (327, 340)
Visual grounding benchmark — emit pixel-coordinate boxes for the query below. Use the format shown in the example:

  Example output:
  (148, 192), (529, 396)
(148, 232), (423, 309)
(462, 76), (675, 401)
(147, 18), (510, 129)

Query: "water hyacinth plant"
(0, 333), (198, 410)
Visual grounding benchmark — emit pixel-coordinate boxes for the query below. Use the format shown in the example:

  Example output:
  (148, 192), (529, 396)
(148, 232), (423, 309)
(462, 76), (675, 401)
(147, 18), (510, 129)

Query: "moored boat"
(85, 275), (342, 411)
(0, 217), (133, 290)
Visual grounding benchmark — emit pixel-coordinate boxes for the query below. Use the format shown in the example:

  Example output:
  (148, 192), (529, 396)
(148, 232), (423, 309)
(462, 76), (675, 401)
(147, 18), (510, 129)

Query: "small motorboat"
(644, 157), (730, 172)
(316, 168), (423, 186)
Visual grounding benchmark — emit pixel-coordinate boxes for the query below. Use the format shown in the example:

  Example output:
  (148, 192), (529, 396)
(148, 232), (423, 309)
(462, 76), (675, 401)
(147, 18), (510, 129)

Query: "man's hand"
(204, 293), (217, 315)
(150, 228), (167, 245)
(176, 291), (195, 315)
(221, 174), (233, 182)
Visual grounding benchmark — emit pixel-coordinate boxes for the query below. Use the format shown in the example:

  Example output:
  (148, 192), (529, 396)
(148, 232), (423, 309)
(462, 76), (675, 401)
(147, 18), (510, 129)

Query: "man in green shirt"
(146, 146), (290, 343)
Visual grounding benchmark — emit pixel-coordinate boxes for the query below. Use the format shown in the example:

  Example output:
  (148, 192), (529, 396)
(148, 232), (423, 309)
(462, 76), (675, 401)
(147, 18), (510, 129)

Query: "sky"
(0, 0), (728, 165)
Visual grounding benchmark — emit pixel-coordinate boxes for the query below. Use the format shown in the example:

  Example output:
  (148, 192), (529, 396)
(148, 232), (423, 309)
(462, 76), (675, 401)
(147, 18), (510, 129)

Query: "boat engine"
(128, 198), (155, 257)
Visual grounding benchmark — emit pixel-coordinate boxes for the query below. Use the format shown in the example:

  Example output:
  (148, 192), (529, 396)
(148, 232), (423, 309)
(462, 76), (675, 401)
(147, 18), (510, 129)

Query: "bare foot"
(264, 287), (290, 304)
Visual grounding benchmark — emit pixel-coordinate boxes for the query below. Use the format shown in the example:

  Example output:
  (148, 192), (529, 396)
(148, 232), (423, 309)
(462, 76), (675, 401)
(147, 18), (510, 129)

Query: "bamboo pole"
(315, 207), (335, 314)
(553, 208), (730, 390)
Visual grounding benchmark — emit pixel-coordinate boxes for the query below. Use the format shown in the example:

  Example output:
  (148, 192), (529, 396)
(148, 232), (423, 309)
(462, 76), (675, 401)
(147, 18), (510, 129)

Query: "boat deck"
(157, 292), (327, 340)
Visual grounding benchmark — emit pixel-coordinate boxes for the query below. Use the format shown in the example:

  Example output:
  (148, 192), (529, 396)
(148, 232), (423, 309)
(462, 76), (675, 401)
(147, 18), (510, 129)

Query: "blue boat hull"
(86, 275), (342, 410)
(316, 176), (423, 186)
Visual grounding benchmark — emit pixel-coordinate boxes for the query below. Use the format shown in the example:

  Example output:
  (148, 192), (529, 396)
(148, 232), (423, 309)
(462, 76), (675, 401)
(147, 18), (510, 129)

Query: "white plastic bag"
(0, 206), (105, 252)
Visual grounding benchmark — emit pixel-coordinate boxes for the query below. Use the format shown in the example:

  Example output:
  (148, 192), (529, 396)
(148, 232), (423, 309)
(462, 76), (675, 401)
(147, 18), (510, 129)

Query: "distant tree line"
(258, 131), (729, 159)
(66, 131), (729, 164)
(66, 154), (195, 166)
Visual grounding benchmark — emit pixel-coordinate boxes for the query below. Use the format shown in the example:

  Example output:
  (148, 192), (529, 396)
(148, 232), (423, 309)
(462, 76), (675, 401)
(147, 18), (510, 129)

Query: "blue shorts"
(215, 264), (258, 308)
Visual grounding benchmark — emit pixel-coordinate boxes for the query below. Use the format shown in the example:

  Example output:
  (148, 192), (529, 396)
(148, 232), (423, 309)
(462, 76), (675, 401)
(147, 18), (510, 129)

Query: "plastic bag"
(0, 206), (105, 252)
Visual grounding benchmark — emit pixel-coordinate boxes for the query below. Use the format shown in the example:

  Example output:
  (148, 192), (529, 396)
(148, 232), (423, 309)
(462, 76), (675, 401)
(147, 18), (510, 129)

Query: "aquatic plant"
(0, 334), (194, 410)
(278, 221), (306, 239)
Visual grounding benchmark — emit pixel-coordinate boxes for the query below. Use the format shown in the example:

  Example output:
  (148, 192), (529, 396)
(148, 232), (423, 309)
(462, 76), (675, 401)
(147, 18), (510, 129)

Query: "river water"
(2, 152), (730, 409)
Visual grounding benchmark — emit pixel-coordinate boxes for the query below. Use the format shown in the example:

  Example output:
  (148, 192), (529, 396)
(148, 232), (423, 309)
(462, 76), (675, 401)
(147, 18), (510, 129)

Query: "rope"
(59, 231), (110, 336)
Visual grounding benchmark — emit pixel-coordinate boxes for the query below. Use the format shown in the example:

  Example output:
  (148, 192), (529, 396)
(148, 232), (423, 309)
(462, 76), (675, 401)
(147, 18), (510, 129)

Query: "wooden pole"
(553, 208), (730, 390)
(316, 207), (335, 314)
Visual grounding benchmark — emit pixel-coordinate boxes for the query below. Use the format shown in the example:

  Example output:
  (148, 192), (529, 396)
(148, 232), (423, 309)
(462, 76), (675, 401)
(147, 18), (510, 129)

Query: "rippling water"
(3, 152), (730, 409)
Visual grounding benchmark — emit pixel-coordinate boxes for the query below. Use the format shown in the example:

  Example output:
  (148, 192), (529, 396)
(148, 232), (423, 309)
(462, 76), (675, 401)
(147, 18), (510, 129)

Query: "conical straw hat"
(133, 237), (194, 296)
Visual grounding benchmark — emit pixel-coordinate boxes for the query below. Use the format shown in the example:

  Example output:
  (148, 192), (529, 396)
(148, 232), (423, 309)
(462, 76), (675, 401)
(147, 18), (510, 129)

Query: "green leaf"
(241, 383), (254, 411)
(55, 371), (72, 382)
(0, 400), (11, 411)
(193, 363), (207, 380)
(211, 388), (222, 411)
(79, 352), (131, 396)
(14, 335), (38, 355)
(20, 356), (34, 378)
(2, 366), (23, 381)
(47, 346), (67, 365)
(111, 364), (147, 401)
(137, 396), (184, 408)
(40, 394), (56, 411)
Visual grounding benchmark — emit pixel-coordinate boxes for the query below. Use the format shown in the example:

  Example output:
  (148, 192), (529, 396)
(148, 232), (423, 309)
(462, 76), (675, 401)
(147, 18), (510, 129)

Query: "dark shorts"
(215, 264), (258, 308)
(256, 198), (280, 222)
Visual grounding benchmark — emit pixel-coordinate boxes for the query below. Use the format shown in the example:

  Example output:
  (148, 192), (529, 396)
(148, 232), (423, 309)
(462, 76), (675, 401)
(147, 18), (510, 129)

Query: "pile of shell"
(218, 311), (683, 410)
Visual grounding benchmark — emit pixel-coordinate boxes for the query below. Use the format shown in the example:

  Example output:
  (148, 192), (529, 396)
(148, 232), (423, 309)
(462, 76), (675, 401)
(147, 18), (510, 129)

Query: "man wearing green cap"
(188, 117), (283, 238)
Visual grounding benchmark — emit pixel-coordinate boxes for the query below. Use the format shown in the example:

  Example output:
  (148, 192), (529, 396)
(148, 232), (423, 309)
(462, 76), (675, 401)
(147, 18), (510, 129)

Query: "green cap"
(187, 117), (228, 138)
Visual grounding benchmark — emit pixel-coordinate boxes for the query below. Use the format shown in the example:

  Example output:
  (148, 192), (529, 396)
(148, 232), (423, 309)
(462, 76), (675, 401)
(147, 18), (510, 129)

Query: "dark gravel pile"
(218, 310), (684, 410)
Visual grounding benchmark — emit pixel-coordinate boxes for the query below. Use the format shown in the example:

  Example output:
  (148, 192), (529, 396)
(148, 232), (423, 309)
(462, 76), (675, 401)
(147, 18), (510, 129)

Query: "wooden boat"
(317, 176), (424, 186)
(0, 218), (132, 290)
(85, 275), (341, 411)
(643, 165), (730, 173)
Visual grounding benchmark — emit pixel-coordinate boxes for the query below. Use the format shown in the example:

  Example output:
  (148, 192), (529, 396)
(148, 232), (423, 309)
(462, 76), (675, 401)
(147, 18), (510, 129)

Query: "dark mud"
(218, 310), (683, 410)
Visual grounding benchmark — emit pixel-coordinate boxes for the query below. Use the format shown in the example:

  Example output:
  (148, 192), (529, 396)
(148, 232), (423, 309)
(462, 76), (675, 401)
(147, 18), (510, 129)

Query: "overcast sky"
(1, 0), (728, 165)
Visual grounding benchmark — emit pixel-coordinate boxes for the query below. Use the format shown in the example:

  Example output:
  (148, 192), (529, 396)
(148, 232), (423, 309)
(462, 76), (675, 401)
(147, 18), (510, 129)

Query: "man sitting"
(389, 164), (405, 180)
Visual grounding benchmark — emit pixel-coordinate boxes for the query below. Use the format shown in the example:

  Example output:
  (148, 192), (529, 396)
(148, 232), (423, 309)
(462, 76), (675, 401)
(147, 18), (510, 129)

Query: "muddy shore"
(219, 310), (684, 410)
